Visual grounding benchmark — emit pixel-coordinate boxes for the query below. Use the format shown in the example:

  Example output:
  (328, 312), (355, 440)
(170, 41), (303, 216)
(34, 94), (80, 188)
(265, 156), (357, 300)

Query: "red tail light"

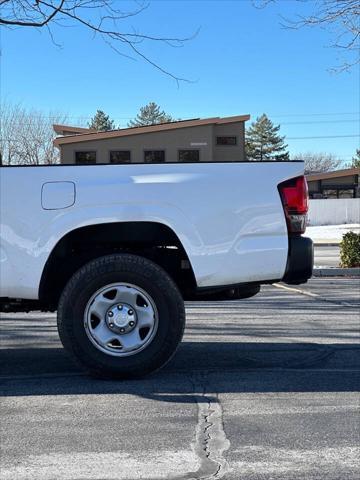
(278, 176), (309, 234)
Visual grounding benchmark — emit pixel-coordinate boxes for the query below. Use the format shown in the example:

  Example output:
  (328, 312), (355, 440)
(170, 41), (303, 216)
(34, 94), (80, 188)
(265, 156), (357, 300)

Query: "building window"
(178, 150), (200, 162)
(144, 150), (165, 163)
(110, 151), (131, 164)
(216, 136), (237, 146)
(75, 151), (96, 164)
(322, 189), (338, 199)
(338, 189), (355, 199)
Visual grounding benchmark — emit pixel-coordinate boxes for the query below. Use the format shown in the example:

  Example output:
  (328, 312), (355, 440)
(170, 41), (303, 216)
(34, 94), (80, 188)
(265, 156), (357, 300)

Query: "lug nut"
(128, 309), (134, 315)
(109, 322), (114, 328)
(120, 328), (125, 333)
(117, 305), (123, 310)
(129, 321), (135, 327)
(108, 311), (114, 317)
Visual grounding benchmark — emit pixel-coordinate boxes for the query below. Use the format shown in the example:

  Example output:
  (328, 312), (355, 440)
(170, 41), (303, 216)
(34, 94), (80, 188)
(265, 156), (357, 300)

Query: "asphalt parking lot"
(1, 277), (359, 480)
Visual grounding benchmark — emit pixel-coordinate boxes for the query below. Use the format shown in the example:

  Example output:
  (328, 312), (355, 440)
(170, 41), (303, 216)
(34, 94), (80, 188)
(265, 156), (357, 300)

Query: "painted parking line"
(272, 283), (358, 308)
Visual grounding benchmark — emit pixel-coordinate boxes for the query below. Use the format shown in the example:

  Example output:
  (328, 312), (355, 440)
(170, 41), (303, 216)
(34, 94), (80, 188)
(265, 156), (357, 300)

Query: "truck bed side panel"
(0, 162), (303, 299)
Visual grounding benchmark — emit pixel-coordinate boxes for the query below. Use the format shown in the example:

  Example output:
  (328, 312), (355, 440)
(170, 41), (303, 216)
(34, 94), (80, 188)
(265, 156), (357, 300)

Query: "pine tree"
(351, 149), (360, 168)
(245, 114), (289, 161)
(88, 110), (115, 131)
(128, 102), (173, 127)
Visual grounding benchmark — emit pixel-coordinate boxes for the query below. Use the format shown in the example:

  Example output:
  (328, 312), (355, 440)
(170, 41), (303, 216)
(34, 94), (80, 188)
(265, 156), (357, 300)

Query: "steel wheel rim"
(84, 283), (159, 357)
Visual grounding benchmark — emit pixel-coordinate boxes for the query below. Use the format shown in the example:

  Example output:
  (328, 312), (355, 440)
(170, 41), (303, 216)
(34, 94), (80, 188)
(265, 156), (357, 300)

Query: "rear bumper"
(282, 236), (313, 285)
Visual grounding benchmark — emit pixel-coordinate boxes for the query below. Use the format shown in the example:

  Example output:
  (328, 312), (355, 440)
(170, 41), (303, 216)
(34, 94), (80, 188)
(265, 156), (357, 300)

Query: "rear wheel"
(57, 254), (185, 379)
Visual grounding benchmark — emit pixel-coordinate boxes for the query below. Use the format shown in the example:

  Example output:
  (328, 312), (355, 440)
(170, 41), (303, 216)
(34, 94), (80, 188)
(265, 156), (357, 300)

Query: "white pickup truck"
(0, 162), (313, 378)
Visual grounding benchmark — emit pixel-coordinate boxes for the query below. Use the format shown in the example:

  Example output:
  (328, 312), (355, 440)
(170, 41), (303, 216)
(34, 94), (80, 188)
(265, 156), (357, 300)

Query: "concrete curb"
(313, 242), (340, 247)
(313, 267), (360, 277)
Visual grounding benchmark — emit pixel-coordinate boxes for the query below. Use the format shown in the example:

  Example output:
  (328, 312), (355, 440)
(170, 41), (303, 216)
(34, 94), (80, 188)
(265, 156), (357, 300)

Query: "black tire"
(57, 254), (185, 379)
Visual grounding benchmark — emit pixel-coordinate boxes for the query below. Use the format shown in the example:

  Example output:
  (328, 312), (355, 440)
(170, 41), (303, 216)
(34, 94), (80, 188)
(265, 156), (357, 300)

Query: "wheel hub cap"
(84, 283), (158, 357)
(106, 303), (137, 334)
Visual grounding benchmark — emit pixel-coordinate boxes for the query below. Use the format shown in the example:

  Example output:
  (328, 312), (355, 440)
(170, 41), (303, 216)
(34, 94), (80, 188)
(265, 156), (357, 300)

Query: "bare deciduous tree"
(291, 152), (343, 174)
(0, 102), (67, 165)
(253, 0), (360, 71)
(0, 1), (196, 83)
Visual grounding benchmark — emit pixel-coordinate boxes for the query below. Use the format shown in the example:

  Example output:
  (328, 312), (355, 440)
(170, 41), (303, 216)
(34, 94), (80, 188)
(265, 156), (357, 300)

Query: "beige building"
(54, 115), (250, 164)
(306, 168), (359, 199)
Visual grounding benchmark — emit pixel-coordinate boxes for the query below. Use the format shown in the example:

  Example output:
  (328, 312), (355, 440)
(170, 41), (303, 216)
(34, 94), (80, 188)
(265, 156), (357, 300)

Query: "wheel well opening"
(39, 222), (196, 309)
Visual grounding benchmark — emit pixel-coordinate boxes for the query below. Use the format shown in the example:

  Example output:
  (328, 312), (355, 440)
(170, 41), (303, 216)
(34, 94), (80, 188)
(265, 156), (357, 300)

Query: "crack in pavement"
(174, 373), (230, 480)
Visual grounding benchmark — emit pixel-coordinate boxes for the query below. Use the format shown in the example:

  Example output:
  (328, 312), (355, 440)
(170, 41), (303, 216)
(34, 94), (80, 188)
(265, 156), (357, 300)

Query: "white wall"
(308, 199), (360, 226)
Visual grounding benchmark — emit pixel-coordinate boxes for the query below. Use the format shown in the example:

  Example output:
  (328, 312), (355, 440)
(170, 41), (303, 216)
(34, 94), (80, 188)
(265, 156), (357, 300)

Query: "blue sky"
(1, 0), (359, 162)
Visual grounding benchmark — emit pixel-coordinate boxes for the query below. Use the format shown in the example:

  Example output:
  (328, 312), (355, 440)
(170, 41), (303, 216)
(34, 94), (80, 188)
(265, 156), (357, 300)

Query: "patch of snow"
(306, 224), (360, 243)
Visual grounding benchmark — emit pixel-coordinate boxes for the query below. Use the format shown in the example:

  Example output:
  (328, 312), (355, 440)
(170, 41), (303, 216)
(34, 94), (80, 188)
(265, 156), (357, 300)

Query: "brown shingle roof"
(53, 115), (250, 146)
(53, 124), (97, 135)
(306, 168), (359, 181)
